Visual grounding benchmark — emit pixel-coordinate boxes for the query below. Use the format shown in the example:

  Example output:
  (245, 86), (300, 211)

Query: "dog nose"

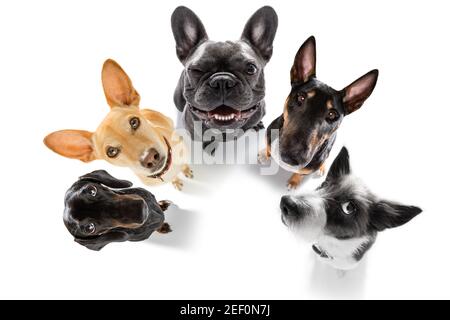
(280, 196), (298, 216)
(209, 73), (237, 90)
(141, 148), (163, 169)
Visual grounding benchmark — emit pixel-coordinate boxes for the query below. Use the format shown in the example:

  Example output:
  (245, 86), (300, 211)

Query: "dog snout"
(280, 196), (299, 217)
(280, 152), (301, 166)
(141, 148), (164, 169)
(208, 73), (237, 91)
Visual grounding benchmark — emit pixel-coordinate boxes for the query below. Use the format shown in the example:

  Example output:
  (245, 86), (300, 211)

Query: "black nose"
(141, 148), (164, 169)
(280, 196), (298, 216)
(208, 73), (237, 90)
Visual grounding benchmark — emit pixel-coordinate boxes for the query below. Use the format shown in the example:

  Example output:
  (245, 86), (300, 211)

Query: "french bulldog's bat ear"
(241, 6), (278, 62)
(342, 69), (378, 115)
(44, 130), (96, 162)
(79, 170), (133, 188)
(101, 59), (141, 108)
(291, 36), (316, 84)
(370, 201), (422, 232)
(326, 147), (351, 181)
(171, 6), (208, 63)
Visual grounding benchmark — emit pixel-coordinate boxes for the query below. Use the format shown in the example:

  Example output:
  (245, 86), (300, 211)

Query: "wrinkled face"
(183, 41), (265, 129)
(171, 6), (278, 130)
(64, 182), (153, 240)
(93, 107), (172, 178)
(277, 79), (344, 169)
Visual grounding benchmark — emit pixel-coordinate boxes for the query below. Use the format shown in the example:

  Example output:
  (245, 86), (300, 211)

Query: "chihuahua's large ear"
(291, 36), (316, 84)
(44, 130), (96, 162)
(241, 6), (278, 62)
(342, 70), (378, 115)
(79, 170), (133, 188)
(370, 201), (422, 232)
(101, 59), (140, 108)
(171, 6), (208, 63)
(326, 147), (350, 181)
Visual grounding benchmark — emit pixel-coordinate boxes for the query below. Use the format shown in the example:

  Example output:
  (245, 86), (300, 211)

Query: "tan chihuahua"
(44, 59), (192, 190)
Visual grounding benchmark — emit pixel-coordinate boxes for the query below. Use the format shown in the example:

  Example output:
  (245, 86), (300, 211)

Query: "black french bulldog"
(64, 170), (172, 251)
(171, 6), (278, 149)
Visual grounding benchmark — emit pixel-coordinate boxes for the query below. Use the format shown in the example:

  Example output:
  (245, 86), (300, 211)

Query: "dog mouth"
(189, 104), (260, 124)
(147, 138), (172, 180)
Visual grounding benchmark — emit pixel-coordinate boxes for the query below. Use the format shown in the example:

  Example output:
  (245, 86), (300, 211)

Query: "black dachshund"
(64, 170), (172, 251)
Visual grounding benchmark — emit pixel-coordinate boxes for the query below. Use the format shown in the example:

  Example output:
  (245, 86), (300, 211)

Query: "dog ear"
(241, 6), (278, 62)
(101, 59), (141, 108)
(75, 230), (130, 251)
(342, 70), (378, 115)
(370, 201), (422, 232)
(291, 36), (316, 84)
(171, 6), (208, 63)
(326, 147), (350, 181)
(79, 170), (133, 188)
(44, 130), (96, 162)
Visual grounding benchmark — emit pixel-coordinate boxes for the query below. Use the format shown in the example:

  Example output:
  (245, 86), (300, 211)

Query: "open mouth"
(189, 104), (260, 124)
(147, 137), (172, 180)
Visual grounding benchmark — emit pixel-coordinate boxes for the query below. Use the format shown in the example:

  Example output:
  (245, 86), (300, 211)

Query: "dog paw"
(287, 182), (299, 191)
(287, 174), (304, 190)
(257, 149), (270, 165)
(157, 223), (172, 234)
(158, 200), (173, 211)
(316, 164), (326, 177)
(182, 166), (194, 179)
(172, 178), (184, 191)
(252, 121), (265, 131)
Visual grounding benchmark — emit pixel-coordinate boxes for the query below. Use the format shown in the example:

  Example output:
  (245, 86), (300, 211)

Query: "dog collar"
(312, 244), (333, 260)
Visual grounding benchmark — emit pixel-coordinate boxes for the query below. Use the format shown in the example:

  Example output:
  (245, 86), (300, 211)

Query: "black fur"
(171, 6), (278, 147)
(64, 170), (171, 251)
(268, 36), (378, 171)
(280, 147), (422, 265)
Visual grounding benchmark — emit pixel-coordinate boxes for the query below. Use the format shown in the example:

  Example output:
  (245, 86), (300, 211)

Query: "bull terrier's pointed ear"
(101, 59), (140, 108)
(326, 147), (351, 181)
(44, 130), (96, 162)
(291, 36), (316, 84)
(241, 6), (278, 62)
(171, 6), (208, 63)
(342, 70), (378, 115)
(370, 201), (422, 232)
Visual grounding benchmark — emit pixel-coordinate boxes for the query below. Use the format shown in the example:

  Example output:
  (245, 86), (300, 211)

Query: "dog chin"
(270, 139), (309, 173)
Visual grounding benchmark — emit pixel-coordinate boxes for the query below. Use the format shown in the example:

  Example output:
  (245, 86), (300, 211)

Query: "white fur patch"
(287, 194), (327, 241)
(315, 234), (370, 270)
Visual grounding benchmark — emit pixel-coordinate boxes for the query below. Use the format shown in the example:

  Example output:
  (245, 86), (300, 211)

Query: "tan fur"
(287, 168), (315, 189)
(326, 99), (333, 109)
(44, 59), (191, 190)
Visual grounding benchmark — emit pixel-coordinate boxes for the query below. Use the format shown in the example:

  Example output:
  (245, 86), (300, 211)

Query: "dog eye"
(297, 93), (306, 106)
(341, 201), (357, 215)
(130, 117), (140, 130)
(326, 109), (340, 122)
(86, 185), (97, 197)
(246, 63), (258, 75)
(106, 146), (120, 158)
(83, 223), (96, 235)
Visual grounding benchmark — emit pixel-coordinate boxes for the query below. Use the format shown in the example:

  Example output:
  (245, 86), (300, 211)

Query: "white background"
(0, 0), (449, 299)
